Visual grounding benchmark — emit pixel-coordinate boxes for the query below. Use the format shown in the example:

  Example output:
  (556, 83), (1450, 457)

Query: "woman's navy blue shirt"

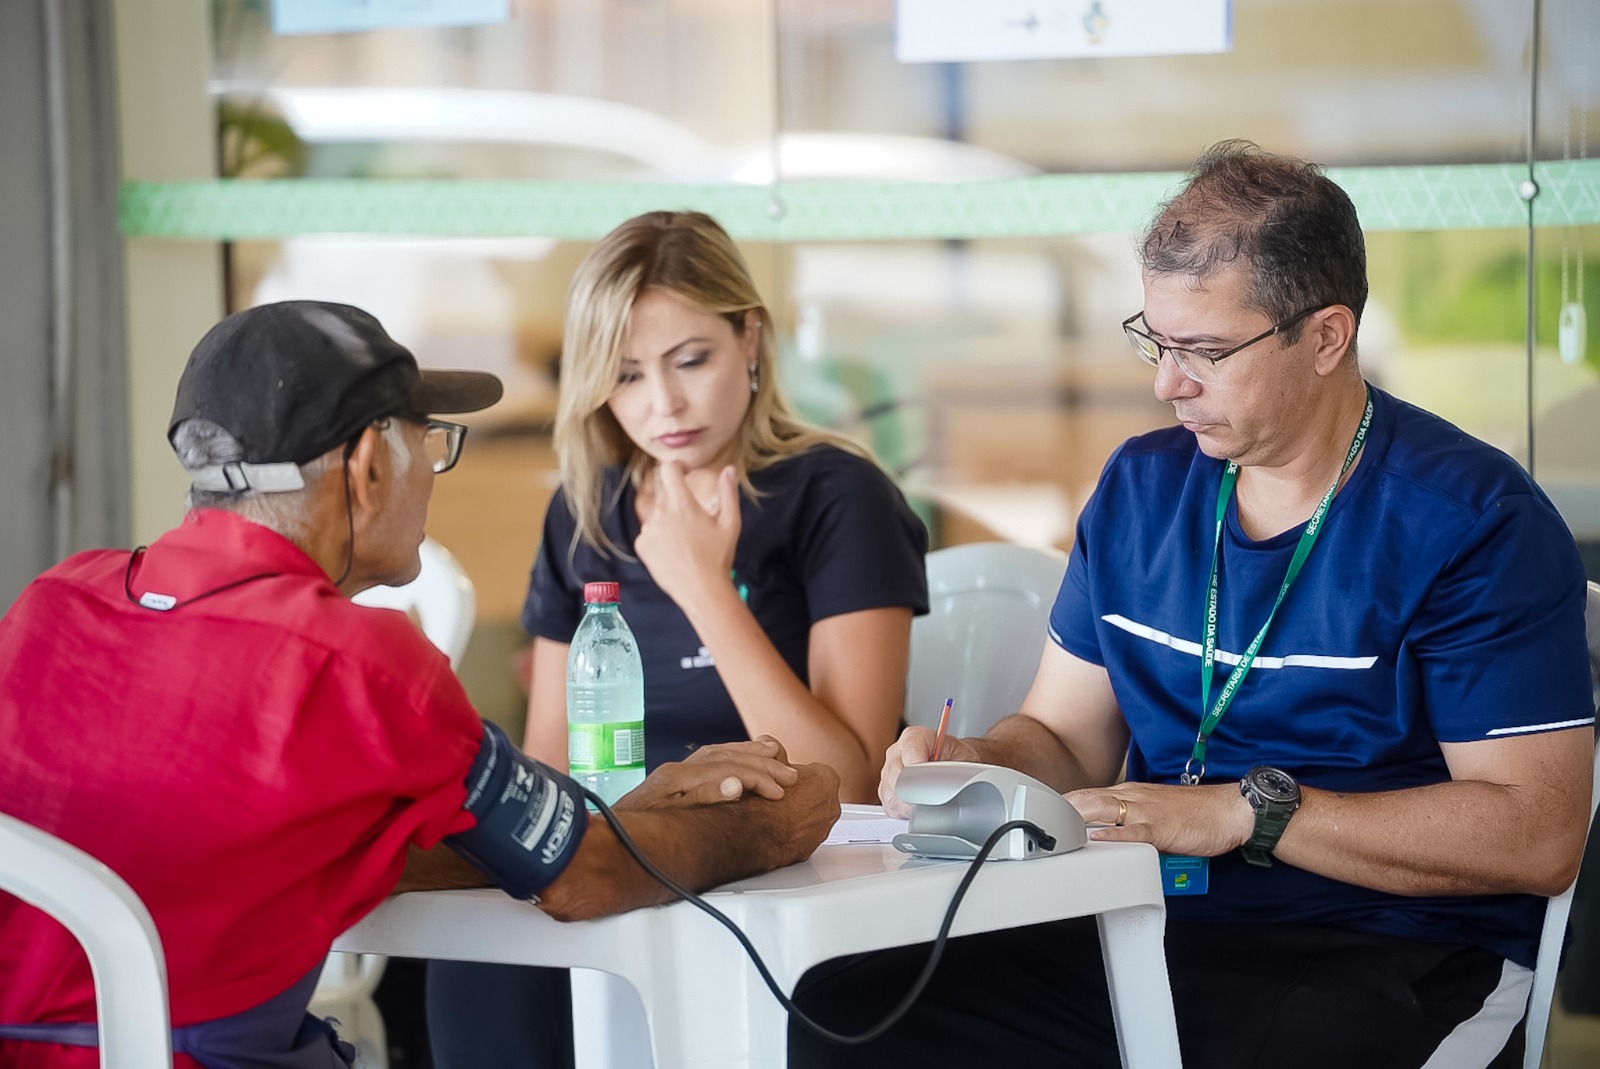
(524, 445), (929, 769)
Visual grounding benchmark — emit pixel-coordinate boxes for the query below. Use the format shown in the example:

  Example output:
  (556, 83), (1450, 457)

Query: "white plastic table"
(333, 815), (1180, 1068)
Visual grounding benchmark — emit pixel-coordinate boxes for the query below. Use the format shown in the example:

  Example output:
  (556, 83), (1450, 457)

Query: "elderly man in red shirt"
(0, 300), (838, 1069)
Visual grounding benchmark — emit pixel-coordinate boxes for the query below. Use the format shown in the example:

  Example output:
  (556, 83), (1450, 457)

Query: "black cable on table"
(582, 785), (1055, 1046)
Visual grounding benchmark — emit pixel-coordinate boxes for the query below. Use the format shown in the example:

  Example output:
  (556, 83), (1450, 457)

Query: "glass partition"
(201, 0), (1600, 715)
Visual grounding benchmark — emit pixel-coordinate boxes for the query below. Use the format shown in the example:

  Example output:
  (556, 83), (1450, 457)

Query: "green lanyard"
(1182, 387), (1373, 785)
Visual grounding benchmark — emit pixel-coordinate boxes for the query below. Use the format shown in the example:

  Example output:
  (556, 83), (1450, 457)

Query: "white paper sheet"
(823, 816), (910, 846)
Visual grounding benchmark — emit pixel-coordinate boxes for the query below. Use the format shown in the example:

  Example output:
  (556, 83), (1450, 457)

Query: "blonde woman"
(427, 212), (927, 1069)
(522, 209), (928, 802)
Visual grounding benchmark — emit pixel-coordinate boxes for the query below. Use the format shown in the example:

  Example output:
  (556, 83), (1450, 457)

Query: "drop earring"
(748, 364), (760, 394)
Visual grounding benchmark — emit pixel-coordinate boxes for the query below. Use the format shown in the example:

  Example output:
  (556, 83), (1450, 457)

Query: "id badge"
(1159, 853), (1209, 896)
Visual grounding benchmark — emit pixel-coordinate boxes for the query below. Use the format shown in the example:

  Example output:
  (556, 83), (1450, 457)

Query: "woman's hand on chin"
(635, 461), (741, 612)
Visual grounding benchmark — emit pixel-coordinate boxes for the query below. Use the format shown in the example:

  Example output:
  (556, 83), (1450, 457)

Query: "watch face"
(1250, 767), (1298, 804)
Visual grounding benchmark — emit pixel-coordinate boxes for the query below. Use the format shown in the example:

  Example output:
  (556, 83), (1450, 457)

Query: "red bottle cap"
(583, 581), (620, 604)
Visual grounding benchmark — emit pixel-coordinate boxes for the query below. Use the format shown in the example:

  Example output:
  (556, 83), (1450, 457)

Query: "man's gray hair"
(172, 418), (410, 542)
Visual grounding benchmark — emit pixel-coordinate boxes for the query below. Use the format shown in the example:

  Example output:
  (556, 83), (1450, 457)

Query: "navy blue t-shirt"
(525, 445), (929, 769)
(1050, 384), (1593, 968)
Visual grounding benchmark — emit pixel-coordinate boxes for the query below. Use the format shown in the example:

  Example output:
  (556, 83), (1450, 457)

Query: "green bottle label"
(568, 721), (646, 773)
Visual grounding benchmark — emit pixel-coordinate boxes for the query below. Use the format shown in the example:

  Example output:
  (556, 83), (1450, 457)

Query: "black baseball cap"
(168, 301), (503, 491)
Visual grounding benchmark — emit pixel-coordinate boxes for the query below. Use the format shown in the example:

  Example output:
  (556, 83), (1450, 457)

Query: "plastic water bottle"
(566, 581), (646, 805)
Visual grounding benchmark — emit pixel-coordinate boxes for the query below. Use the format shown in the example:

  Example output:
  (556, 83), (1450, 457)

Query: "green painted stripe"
(119, 160), (1600, 241)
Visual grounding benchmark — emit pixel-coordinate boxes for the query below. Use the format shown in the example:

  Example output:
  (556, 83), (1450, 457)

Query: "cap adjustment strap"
(188, 461), (307, 494)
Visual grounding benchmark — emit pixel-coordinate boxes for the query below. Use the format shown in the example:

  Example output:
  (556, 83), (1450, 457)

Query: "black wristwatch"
(1239, 766), (1301, 867)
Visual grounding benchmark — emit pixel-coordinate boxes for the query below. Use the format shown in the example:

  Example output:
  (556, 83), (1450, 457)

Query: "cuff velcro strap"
(187, 461), (307, 493)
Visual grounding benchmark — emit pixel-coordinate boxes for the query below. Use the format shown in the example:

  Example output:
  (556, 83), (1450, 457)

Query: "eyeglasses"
(419, 419), (468, 474)
(349, 417), (469, 474)
(1121, 305), (1324, 384)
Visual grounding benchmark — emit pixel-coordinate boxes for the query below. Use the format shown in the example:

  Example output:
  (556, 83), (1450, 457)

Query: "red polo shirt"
(0, 510), (482, 1067)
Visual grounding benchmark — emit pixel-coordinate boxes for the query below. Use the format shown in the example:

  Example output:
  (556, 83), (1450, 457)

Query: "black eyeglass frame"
(344, 416), (469, 475)
(1121, 304), (1326, 382)
(418, 418), (468, 474)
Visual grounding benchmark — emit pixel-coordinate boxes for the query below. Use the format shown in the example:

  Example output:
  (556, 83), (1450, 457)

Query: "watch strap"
(1241, 803), (1295, 866)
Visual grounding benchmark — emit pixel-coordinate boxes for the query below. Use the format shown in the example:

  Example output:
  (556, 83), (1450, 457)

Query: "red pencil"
(932, 697), (954, 761)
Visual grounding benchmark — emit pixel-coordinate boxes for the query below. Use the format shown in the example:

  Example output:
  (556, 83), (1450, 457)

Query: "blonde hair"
(555, 210), (871, 557)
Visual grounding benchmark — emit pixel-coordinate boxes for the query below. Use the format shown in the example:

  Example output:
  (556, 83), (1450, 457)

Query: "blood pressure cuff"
(444, 721), (589, 901)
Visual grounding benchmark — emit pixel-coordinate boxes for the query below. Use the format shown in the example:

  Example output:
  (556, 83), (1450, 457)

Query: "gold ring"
(1114, 798), (1128, 827)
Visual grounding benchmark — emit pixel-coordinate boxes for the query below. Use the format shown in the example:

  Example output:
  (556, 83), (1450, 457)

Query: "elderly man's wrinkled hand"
(616, 736), (800, 810)
(616, 740), (840, 874)
(753, 760), (841, 870)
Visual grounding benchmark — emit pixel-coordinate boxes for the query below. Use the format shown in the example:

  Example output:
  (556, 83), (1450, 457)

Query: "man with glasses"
(0, 300), (838, 1069)
(795, 143), (1594, 1068)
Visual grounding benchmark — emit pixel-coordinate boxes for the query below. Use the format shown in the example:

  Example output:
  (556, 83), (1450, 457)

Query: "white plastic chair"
(903, 542), (1069, 738)
(1524, 579), (1600, 1069)
(318, 537), (477, 1066)
(0, 813), (173, 1069)
(351, 536), (477, 670)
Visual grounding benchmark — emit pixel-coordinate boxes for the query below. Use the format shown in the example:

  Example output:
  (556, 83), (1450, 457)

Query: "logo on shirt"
(679, 646), (717, 670)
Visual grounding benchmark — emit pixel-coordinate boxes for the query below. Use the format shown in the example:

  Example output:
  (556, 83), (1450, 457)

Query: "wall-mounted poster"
(897, 0), (1233, 62)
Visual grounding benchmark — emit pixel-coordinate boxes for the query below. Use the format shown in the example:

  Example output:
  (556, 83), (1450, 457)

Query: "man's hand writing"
(878, 725), (982, 818)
